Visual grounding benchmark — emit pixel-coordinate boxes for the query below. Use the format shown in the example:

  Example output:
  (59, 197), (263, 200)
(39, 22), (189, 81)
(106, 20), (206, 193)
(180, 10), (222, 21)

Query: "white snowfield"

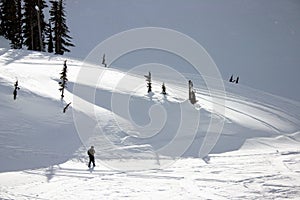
(0, 48), (300, 199)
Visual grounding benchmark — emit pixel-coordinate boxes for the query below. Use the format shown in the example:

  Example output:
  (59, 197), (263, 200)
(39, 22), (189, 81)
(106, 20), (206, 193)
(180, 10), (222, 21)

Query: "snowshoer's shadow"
(88, 166), (95, 173)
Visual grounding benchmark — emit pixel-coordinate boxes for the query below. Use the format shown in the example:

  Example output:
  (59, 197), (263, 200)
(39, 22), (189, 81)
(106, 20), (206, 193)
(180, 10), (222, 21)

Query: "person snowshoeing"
(87, 146), (96, 168)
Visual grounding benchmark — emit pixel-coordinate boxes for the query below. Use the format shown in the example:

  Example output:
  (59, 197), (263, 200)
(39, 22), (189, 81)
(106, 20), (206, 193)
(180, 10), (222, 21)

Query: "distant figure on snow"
(87, 146), (96, 168)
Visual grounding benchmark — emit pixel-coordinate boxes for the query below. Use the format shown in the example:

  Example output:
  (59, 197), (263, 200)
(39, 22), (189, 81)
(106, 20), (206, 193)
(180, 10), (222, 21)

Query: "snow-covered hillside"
(65, 0), (300, 102)
(0, 47), (300, 199)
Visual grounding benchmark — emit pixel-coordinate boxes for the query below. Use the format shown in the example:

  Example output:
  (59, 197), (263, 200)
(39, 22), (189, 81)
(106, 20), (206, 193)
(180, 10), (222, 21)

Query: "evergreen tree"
(162, 82), (167, 95)
(144, 72), (152, 93)
(49, 0), (58, 52)
(50, 0), (74, 55)
(229, 75), (234, 83)
(188, 80), (197, 104)
(235, 76), (239, 84)
(14, 0), (23, 49)
(102, 54), (107, 67)
(0, 2), (2, 36)
(58, 60), (68, 99)
(0, 0), (16, 39)
(23, 0), (47, 51)
(46, 21), (54, 53)
(13, 79), (20, 100)
(0, 0), (22, 48)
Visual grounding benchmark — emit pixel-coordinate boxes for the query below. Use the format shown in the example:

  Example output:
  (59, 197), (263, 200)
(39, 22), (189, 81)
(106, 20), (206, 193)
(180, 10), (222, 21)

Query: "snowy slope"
(65, 0), (300, 102)
(0, 48), (300, 199)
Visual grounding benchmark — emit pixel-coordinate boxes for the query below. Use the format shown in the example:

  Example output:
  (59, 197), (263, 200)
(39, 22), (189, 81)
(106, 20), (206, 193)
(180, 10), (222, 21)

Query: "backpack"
(87, 150), (91, 156)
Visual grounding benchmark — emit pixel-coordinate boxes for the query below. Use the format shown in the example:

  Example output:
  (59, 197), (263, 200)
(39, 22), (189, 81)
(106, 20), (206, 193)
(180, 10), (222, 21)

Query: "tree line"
(0, 0), (74, 55)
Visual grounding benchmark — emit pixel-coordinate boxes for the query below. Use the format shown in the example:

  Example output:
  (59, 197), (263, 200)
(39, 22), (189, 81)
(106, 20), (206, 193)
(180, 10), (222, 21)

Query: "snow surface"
(65, 0), (300, 102)
(0, 46), (300, 199)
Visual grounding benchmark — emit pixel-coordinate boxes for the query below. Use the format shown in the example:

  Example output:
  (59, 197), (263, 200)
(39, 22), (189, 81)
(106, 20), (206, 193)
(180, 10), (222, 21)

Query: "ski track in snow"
(0, 48), (300, 199)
